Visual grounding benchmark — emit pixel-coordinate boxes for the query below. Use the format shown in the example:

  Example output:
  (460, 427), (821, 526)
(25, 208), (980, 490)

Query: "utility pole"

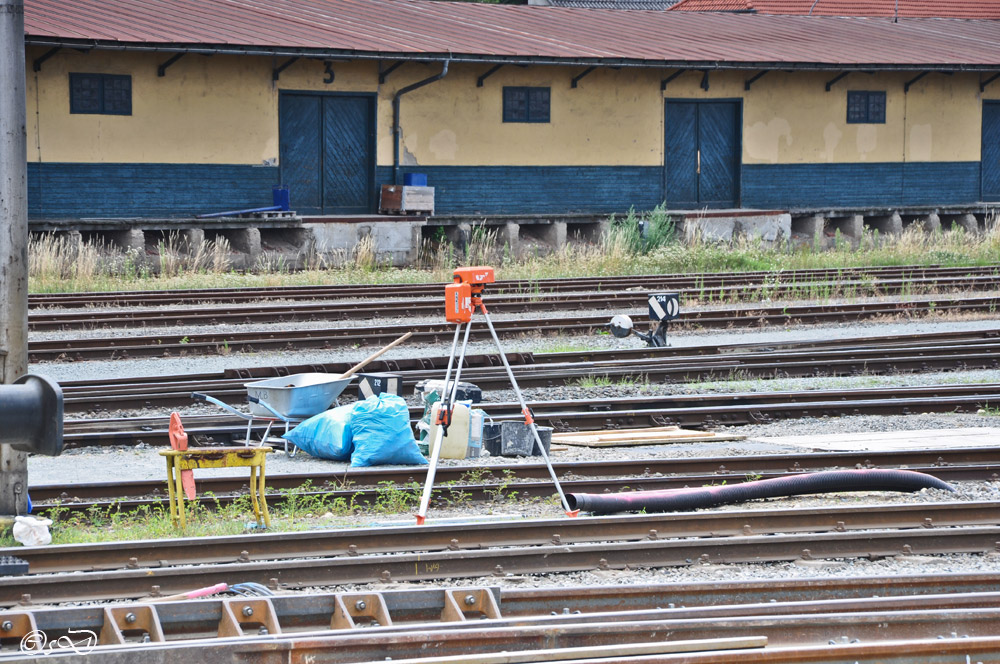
(0, 0), (29, 516)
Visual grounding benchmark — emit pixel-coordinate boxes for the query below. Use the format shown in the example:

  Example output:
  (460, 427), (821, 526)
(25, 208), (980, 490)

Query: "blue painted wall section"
(743, 161), (980, 208)
(378, 166), (664, 215)
(28, 161), (982, 219)
(28, 163), (277, 219)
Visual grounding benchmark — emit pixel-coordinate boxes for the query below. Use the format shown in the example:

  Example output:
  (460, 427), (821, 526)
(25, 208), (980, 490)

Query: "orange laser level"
(445, 266), (495, 323)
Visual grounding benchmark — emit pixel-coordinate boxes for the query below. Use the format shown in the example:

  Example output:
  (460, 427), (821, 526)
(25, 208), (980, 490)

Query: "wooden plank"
(553, 426), (744, 448)
(759, 427), (1000, 452)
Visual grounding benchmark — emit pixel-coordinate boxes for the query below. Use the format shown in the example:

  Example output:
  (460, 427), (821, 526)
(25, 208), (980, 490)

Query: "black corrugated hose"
(566, 469), (955, 515)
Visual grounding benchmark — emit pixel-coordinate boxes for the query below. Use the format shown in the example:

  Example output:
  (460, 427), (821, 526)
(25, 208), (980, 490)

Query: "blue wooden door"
(983, 101), (1000, 202)
(664, 101), (740, 208)
(664, 103), (699, 208)
(279, 95), (323, 214)
(280, 93), (374, 214)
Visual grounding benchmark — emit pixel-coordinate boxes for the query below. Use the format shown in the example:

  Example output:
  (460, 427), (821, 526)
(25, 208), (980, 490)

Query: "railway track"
(28, 263), (1000, 309)
(13, 502), (999, 576)
(3, 502), (999, 605)
(28, 273), (1000, 331)
(51, 327), (1000, 417)
(29, 295), (1000, 361)
(61, 381), (1000, 448)
(30, 446), (1000, 517)
(5, 574), (1000, 662)
(31, 447), (1000, 504)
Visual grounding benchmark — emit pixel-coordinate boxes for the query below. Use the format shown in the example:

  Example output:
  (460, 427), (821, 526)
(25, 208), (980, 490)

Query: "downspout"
(393, 60), (450, 185)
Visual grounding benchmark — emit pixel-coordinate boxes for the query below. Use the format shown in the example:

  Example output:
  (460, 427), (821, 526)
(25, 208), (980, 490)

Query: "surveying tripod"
(415, 266), (579, 524)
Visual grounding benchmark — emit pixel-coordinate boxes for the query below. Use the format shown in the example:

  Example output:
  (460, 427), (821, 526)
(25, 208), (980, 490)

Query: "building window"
(70, 73), (132, 115)
(846, 91), (885, 124)
(503, 87), (550, 123)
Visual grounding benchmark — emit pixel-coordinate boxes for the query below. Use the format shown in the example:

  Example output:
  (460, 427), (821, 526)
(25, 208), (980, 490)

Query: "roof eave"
(23, 37), (1000, 71)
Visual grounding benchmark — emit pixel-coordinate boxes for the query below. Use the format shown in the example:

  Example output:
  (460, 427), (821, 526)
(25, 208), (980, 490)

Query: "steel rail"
(31, 446), (1000, 504)
(10, 502), (1000, 575)
(29, 462), (1000, 516)
(6, 574), (1000, 637)
(10, 610), (1000, 663)
(27, 263), (1000, 308)
(50, 327), (1000, 415)
(3, 525), (1000, 604)
(27, 295), (1000, 361)
(8, 597), (1000, 663)
(59, 383), (1000, 448)
(26, 274), (1000, 331)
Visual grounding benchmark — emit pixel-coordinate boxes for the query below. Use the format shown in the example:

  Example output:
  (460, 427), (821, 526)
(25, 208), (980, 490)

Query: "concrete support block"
(827, 215), (863, 242)
(918, 213), (941, 233)
(446, 223), (472, 254)
(538, 221), (567, 249)
(683, 216), (735, 243)
(60, 230), (83, 262)
(181, 228), (205, 252)
(108, 228), (144, 253)
(371, 220), (422, 266)
(943, 213), (978, 233)
(791, 214), (825, 243)
(502, 222), (520, 256)
(734, 213), (790, 244)
(225, 227), (262, 256)
(865, 212), (902, 235)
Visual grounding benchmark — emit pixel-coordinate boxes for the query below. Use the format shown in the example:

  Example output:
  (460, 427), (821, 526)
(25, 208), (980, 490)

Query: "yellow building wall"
(26, 47), (380, 165)
(657, 69), (983, 165)
(384, 63), (663, 167)
(27, 46), (989, 168)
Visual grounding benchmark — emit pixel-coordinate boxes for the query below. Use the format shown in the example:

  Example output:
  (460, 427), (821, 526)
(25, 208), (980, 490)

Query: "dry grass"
(27, 211), (1000, 293)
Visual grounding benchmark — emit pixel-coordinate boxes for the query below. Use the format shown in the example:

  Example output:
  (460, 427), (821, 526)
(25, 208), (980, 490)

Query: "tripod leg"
(416, 322), (468, 525)
(479, 305), (579, 517)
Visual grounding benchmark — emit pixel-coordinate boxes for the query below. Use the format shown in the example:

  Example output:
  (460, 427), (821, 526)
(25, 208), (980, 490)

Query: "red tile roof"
(23, 0), (1000, 69)
(670, 0), (1000, 19)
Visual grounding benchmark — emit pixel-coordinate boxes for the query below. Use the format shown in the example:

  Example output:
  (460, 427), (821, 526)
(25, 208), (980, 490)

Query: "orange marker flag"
(169, 412), (197, 500)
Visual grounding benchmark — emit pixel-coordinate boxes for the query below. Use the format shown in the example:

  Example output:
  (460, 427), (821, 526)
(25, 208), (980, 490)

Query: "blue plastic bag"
(282, 404), (354, 461)
(349, 394), (427, 467)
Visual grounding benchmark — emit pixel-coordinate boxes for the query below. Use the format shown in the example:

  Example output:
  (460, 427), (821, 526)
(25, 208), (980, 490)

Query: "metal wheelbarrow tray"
(192, 373), (352, 457)
(244, 373), (353, 419)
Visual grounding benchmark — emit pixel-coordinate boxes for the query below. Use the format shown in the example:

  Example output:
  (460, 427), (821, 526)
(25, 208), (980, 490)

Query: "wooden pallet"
(553, 425), (744, 448)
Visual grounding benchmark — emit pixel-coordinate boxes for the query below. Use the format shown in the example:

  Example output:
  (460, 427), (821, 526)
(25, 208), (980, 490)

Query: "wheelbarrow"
(192, 373), (353, 457)
(190, 332), (413, 457)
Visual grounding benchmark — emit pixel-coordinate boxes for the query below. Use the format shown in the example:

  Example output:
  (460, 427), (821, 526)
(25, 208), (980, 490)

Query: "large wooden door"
(279, 93), (375, 214)
(664, 100), (741, 208)
(983, 101), (1000, 202)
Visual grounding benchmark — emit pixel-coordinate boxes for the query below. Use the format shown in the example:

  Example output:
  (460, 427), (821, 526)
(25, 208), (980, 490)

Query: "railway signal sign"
(648, 293), (679, 321)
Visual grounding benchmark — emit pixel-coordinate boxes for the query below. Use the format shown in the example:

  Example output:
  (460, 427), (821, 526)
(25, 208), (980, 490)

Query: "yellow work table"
(159, 446), (273, 529)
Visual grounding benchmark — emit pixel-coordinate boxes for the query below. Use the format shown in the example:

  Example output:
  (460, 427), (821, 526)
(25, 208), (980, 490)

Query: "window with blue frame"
(846, 90), (885, 124)
(503, 87), (550, 123)
(70, 73), (132, 115)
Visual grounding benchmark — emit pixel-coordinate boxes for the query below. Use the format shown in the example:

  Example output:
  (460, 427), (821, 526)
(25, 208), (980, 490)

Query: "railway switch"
(608, 292), (680, 348)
